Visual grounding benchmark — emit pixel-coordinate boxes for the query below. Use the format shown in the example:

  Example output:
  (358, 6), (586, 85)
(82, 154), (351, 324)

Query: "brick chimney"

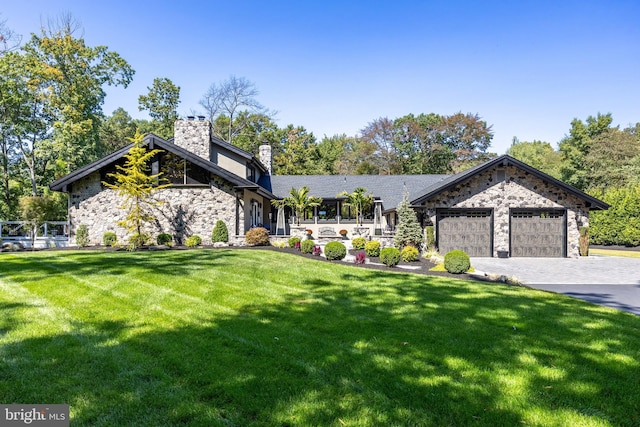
(259, 144), (272, 175)
(173, 117), (212, 161)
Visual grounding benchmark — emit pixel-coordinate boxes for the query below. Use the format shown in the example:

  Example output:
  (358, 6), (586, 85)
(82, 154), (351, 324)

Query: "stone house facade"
(51, 119), (608, 257)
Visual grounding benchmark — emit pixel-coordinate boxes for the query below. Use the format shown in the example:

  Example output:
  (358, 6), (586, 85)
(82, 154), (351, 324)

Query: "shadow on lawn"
(0, 249), (239, 280)
(1, 255), (640, 425)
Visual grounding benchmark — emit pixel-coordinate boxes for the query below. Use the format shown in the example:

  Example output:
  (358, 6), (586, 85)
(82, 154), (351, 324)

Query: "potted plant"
(339, 229), (348, 239)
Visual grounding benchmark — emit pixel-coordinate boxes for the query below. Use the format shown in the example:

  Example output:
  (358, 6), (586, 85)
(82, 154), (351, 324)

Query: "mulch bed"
(256, 246), (476, 281)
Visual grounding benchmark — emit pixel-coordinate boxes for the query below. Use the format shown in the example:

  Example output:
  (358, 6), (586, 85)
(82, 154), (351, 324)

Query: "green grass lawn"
(590, 248), (640, 258)
(1, 249), (639, 426)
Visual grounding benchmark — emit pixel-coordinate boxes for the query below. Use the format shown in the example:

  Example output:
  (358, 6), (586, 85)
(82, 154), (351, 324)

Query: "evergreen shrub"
(352, 237), (366, 250)
(156, 233), (172, 246)
(102, 232), (117, 247)
(324, 241), (347, 260)
(288, 236), (301, 248)
(245, 227), (269, 246)
(364, 240), (380, 257)
(300, 239), (315, 254)
(380, 247), (400, 266)
(185, 235), (202, 247)
(212, 220), (229, 243)
(401, 245), (419, 262)
(76, 224), (90, 247)
(444, 250), (471, 274)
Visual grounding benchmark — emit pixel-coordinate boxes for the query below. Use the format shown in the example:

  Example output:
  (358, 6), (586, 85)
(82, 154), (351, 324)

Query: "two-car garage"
(436, 208), (567, 257)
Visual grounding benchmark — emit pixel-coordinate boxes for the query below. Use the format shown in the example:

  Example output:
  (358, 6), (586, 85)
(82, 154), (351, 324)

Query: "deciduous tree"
(138, 77), (180, 139)
(200, 75), (271, 144)
(507, 138), (562, 179)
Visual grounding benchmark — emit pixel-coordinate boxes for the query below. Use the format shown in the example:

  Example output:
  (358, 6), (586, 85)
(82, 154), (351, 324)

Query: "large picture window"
(160, 152), (208, 185)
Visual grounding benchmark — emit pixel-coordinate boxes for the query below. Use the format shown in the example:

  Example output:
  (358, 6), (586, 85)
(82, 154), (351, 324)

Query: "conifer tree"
(103, 132), (169, 242)
(393, 188), (423, 249)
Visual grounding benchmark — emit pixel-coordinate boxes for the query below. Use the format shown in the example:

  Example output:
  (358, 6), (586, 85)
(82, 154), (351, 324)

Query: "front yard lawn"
(1, 249), (639, 426)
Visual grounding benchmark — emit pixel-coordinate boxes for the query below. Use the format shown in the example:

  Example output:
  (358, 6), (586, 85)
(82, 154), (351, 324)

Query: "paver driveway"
(470, 256), (640, 315)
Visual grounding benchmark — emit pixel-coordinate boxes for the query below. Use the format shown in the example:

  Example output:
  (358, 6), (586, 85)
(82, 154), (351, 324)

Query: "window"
(251, 200), (262, 227)
(159, 152), (209, 185)
(247, 164), (256, 182)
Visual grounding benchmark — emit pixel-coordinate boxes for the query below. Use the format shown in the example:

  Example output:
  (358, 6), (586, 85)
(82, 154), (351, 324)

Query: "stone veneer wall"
(421, 165), (589, 258)
(173, 119), (211, 160)
(69, 171), (244, 246)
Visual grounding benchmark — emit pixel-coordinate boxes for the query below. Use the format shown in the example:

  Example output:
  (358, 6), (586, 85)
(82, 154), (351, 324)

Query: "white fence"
(1, 221), (70, 248)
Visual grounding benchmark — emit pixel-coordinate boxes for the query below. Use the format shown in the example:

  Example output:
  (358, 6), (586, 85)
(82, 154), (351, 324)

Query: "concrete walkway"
(470, 256), (640, 315)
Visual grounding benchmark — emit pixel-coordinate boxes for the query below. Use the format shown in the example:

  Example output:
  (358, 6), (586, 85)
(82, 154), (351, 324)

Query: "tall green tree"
(507, 138), (562, 179)
(138, 77), (180, 139)
(102, 132), (169, 241)
(559, 113), (613, 190)
(273, 125), (317, 175)
(99, 108), (138, 154)
(360, 117), (398, 174)
(584, 126), (640, 190)
(214, 112), (280, 155)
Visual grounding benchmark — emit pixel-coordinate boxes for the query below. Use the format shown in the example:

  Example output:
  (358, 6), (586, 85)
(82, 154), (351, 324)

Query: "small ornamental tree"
(102, 132), (169, 242)
(338, 187), (373, 225)
(271, 186), (322, 226)
(393, 189), (423, 249)
(18, 196), (57, 249)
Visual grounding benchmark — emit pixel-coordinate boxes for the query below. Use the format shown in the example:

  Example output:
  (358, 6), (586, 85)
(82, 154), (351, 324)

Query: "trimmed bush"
(102, 232), (117, 247)
(401, 245), (419, 262)
(352, 237), (366, 250)
(288, 236), (301, 248)
(364, 240), (381, 257)
(300, 239), (315, 254)
(212, 220), (229, 243)
(444, 250), (471, 274)
(245, 227), (270, 246)
(157, 233), (173, 246)
(380, 247), (400, 267)
(324, 241), (347, 260)
(76, 224), (89, 247)
(185, 235), (202, 247)
(129, 233), (150, 249)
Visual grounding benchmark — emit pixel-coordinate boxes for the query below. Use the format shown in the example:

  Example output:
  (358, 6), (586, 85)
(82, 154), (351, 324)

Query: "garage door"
(437, 209), (493, 257)
(510, 210), (566, 257)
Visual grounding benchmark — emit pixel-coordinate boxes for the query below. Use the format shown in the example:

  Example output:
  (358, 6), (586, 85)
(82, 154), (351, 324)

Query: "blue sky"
(4, 1), (639, 154)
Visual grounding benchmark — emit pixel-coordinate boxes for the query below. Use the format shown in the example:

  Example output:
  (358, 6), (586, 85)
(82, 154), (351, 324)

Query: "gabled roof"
(269, 174), (450, 213)
(410, 154), (610, 210)
(49, 134), (276, 199)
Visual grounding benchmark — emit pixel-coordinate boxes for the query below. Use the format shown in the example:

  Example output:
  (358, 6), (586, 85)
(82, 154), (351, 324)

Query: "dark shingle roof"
(50, 134), (276, 199)
(269, 174), (450, 212)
